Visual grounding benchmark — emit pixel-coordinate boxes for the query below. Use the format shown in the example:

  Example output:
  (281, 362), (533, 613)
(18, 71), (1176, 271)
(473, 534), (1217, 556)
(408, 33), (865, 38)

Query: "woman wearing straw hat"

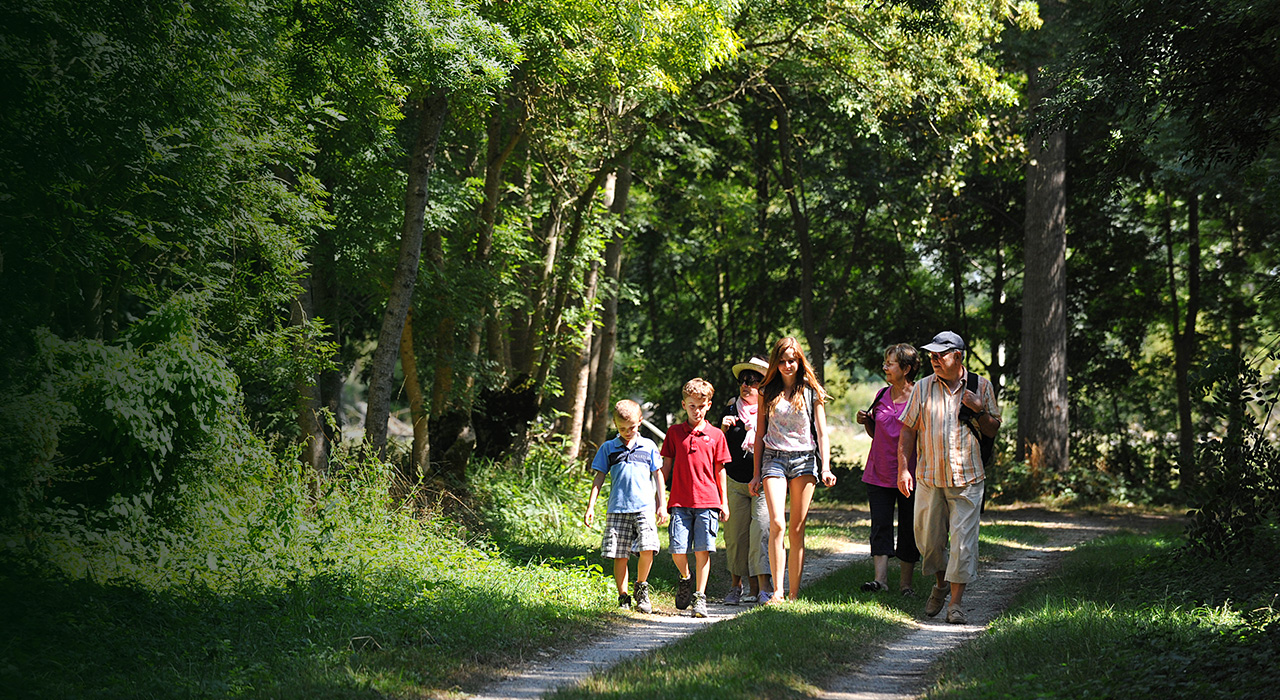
(718, 355), (773, 604)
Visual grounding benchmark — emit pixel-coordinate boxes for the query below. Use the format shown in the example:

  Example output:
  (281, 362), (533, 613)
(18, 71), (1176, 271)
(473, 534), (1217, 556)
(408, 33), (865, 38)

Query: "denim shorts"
(668, 506), (719, 554)
(760, 448), (820, 481)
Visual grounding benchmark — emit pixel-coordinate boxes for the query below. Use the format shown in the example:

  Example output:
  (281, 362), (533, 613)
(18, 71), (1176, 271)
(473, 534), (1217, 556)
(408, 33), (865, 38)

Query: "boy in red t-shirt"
(661, 377), (731, 618)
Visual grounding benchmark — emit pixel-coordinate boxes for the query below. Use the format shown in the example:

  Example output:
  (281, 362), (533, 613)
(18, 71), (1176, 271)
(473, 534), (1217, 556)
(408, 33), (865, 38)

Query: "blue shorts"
(760, 448), (820, 481)
(668, 507), (719, 554)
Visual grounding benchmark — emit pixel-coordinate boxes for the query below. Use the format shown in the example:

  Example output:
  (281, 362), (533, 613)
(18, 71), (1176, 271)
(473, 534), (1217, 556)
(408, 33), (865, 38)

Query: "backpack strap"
(806, 387), (826, 471)
(958, 371), (982, 440)
(868, 386), (889, 414)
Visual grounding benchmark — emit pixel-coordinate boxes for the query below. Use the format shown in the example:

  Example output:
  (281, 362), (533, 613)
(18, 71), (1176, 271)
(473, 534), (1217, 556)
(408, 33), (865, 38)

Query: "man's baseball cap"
(921, 331), (965, 353)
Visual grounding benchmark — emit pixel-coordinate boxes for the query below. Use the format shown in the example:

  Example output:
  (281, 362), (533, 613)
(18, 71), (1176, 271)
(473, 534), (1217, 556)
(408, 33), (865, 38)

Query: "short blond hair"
(613, 399), (642, 423)
(682, 377), (714, 402)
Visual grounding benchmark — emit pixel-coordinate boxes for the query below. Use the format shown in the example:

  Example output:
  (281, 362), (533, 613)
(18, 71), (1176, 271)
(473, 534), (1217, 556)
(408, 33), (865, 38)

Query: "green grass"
(975, 521), (1053, 561)
(924, 527), (1280, 700)
(0, 540), (616, 698)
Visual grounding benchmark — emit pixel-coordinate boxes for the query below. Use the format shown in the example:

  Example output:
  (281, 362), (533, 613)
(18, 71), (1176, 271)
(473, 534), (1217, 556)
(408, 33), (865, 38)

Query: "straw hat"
(732, 355), (769, 379)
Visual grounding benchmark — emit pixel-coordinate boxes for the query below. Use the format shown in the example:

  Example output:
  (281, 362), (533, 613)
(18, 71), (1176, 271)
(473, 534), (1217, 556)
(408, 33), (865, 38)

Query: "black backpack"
(957, 371), (996, 466)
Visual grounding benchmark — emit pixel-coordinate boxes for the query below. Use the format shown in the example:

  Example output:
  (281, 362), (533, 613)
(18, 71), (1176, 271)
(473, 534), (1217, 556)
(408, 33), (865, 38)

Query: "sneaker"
(925, 584), (949, 617)
(740, 592), (759, 604)
(634, 581), (652, 614)
(724, 585), (742, 605)
(618, 592), (632, 610)
(675, 576), (693, 610)
(946, 605), (967, 624)
(691, 591), (708, 618)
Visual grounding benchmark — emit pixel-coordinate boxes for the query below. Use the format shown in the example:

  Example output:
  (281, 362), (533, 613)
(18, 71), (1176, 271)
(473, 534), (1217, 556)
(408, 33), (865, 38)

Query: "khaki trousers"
(914, 480), (984, 583)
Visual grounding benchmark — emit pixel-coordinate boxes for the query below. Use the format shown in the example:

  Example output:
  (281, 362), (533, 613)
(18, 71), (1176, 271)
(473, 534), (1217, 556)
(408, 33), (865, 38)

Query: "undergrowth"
(0, 440), (615, 698)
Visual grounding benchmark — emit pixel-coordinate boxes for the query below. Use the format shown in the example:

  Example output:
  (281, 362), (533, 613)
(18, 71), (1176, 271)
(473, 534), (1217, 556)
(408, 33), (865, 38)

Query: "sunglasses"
(740, 375), (762, 386)
(929, 350), (958, 361)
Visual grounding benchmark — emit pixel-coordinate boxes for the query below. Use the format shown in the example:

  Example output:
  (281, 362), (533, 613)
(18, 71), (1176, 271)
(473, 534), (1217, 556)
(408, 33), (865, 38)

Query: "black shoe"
(675, 576), (693, 610)
(618, 592), (632, 610)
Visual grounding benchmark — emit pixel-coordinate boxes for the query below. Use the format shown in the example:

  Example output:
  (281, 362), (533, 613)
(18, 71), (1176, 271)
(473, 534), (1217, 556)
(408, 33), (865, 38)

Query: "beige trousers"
(914, 480), (984, 583)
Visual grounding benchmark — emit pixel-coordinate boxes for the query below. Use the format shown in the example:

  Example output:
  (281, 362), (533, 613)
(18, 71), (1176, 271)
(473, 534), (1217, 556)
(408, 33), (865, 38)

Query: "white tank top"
(763, 392), (814, 452)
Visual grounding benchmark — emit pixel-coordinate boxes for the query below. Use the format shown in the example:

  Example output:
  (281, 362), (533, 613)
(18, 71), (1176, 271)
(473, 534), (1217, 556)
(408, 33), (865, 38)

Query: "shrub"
(1185, 350), (1280, 555)
(0, 298), (240, 527)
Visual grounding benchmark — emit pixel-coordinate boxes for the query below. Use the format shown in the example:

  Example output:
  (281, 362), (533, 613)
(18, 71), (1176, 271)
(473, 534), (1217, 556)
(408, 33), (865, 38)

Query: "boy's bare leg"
(900, 560), (915, 590)
(671, 552), (691, 579)
(950, 580), (965, 607)
(613, 558), (630, 595)
(637, 550), (654, 582)
(755, 574), (771, 596)
(694, 550), (711, 593)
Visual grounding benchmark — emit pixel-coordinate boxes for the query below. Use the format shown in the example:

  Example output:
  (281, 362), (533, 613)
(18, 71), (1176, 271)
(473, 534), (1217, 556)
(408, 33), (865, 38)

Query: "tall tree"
(360, 0), (518, 457)
(1018, 120), (1069, 472)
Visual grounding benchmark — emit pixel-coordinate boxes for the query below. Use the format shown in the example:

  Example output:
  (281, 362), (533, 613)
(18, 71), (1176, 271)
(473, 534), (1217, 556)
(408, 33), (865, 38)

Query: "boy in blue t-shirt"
(584, 399), (668, 613)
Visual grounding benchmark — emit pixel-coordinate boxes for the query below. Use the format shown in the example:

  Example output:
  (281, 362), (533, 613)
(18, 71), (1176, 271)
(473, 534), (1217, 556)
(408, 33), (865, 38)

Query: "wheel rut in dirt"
(469, 507), (1171, 700)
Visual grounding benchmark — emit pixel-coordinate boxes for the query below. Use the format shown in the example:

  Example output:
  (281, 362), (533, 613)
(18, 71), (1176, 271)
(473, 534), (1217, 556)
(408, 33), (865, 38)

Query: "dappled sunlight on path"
(468, 506), (1175, 700)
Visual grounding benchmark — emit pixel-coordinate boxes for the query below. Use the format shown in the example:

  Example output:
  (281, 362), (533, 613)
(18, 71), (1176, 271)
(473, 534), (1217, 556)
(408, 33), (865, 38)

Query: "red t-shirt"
(661, 421), (730, 509)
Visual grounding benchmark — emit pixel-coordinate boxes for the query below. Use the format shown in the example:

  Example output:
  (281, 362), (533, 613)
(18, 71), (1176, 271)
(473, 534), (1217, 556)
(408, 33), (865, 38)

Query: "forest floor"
(467, 505), (1175, 700)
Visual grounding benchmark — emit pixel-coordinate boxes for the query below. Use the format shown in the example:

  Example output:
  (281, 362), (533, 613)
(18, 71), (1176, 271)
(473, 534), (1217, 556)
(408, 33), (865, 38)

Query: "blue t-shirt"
(590, 435), (662, 514)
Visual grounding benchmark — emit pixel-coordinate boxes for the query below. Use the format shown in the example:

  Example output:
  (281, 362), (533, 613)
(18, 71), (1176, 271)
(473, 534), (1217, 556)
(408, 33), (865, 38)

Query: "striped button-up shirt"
(897, 370), (999, 488)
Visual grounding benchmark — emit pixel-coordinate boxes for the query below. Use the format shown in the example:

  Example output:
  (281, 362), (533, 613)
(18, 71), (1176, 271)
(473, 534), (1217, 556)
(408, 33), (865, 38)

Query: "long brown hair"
(760, 337), (826, 413)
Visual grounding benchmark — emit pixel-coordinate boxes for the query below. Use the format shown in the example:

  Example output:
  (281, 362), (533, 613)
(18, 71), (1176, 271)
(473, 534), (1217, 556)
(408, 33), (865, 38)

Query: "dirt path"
(469, 506), (1172, 700)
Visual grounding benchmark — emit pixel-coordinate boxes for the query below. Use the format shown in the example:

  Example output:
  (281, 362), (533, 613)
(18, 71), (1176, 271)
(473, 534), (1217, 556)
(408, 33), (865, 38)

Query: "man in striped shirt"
(896, 331), (1002, 625)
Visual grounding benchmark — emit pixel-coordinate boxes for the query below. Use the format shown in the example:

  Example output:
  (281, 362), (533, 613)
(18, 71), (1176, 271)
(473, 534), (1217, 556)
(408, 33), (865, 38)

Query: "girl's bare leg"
(762, 476), (789, 603)
(786, 475), (817, 599)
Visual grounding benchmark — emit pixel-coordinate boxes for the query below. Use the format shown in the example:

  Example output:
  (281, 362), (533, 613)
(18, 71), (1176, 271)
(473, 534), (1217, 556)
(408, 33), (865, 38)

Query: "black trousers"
(866, 482), (920, 563)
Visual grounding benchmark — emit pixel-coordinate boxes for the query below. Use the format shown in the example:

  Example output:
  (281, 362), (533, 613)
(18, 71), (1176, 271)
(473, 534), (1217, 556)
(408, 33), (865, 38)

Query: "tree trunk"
(586, 163), (631, 451)
(1169, 191), (1200, 494)
(292, 273), (328, 475)
(538, 137), (648, 388)
(1018, 121), (1069, 473)
(990, 231), (1007, 392)
(365, 91), (450, 456)
(400, 309), (430, 478)
(470, 93), (529, 387)
(771, 89), (825, 381)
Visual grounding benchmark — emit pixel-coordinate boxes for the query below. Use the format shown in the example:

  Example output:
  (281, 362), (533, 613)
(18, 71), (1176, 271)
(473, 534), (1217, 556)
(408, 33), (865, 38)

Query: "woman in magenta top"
(855, 343), (921, 595)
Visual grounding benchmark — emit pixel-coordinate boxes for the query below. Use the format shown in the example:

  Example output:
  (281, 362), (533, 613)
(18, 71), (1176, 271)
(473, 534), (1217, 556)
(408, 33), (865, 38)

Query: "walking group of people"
(583, 331), (1000, 625)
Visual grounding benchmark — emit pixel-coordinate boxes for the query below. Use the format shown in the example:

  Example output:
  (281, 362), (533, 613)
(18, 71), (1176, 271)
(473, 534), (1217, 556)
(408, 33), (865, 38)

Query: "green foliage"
(468, 441), (597, 548)
(0, 0), (332, 451)
(0, 298), (240, 526)
(1044, 0), (1280, 167)
(1185, 349), (1280, 556)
